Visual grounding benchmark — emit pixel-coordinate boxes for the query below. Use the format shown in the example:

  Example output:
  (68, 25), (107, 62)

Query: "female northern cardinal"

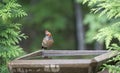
(42, 30), (54, 50)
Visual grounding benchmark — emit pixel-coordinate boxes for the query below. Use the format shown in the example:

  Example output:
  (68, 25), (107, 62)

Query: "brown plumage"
(42, 30), (54, 50)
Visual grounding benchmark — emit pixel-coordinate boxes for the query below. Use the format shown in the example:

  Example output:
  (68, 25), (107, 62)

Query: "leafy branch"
(78, 0), (120, 73)
(0, 0), (27, 73)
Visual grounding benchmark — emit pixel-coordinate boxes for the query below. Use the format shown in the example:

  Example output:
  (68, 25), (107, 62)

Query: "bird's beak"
(47, 33), (51, 36)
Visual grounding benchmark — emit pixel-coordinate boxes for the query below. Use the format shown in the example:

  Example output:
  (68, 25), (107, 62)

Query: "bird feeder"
(8, 50), (117, 73)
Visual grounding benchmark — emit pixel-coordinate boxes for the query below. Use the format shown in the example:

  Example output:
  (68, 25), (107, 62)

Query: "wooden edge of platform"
(43, 50), (108, 56)
(15, 50), (43, 60)
(8, 59), (92, 68)
(15, 50), (108, 60)
(93, 51), (118, 63)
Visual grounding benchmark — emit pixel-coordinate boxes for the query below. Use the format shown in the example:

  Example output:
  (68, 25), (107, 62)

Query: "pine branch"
(94, 22), (120, 48)
(0, 0), (27, 72)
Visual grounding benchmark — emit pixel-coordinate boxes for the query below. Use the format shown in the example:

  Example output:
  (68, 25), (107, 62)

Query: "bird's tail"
(41, 46), (44, 50)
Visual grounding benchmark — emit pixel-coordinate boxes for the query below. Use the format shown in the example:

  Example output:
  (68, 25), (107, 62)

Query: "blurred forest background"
(0, 0), (119, 73)
(19, 0), (76, 52)
(18, 0), (105, 53)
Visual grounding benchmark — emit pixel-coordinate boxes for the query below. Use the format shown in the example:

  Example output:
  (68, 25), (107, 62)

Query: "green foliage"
(0, 0), (27, 20)
(79, 0), (120, 72)
(0, 65), (9, 73)
(103, 64), (120, 73)
(22, 0), (73, 30)
(95, 22), (120, 48)
(78, 0), (120, 19)
(83, 13), (107, 43)
(0, 0), (27, 73)
(109, 44), (120, 51)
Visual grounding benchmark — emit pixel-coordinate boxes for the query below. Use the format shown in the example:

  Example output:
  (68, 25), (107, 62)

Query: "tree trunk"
(74, 1), (85, 50)
(94, 42), (103, 50)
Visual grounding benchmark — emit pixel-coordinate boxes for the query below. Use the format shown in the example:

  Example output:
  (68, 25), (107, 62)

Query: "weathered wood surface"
(43, 50), (108, 56)
(16, 50), (108, 60)
(93, 51), (118, 62)
(9, 67), (89, 73)
(8, 50), (118, 73)
(9, 59), (91, 67)
(15, 50), (43, 60)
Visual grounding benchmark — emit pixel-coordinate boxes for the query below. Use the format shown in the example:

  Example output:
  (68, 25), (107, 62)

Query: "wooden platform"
(8, 50), (117, 73)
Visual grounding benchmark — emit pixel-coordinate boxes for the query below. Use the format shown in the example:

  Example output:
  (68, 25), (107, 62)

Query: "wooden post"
(74, 0), (85, 50)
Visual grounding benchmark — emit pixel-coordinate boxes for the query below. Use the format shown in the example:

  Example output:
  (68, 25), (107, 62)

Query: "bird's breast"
(42, 36), (54, 48)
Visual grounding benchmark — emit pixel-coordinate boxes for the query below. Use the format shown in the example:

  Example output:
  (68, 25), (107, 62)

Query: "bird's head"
(45, 30), (52, 36)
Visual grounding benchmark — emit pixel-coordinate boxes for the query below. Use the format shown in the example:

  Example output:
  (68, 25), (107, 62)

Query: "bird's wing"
(42, 37), (48, 48)
(46, 39), (54, 47)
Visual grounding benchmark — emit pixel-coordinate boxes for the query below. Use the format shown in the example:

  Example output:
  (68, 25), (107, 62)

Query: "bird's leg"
(41, 46), (49, 58)
(41, 46), (47, 50)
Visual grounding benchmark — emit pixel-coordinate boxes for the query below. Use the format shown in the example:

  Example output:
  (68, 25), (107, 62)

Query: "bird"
(42, 30), (54, 50)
